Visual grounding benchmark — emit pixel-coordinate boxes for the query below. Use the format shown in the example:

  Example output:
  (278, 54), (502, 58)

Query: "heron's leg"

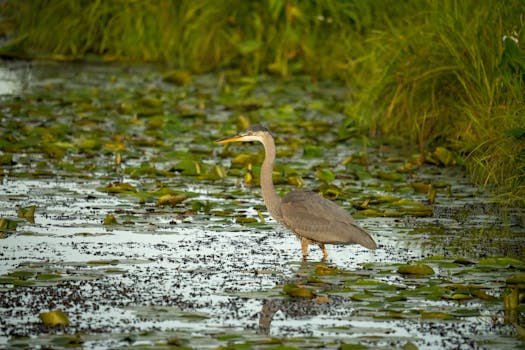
(301, 238), (309, 260)
(319, 244), (328, 261)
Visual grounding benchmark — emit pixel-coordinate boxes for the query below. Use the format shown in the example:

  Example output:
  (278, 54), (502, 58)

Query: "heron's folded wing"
(280, 191), (377, 249)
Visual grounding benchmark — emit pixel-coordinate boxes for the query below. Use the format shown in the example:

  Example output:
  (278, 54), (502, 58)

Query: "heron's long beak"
(215, 134), (245, 144)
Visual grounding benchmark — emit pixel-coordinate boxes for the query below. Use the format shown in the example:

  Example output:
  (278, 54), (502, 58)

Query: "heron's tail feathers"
(344, 223), (377, 250)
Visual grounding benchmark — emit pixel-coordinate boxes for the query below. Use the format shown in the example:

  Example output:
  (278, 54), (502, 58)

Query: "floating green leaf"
(515, 323), (525, 340)
(172, 159), (202, 176)
(410, 182), (432, 193)
(315, 264), (343, 276)
(351, 292), (375, 301)
(163, 69), (192, 85)
(17, 206), (36, 224)
(479, 257), (524, 267)
(36, 273), (62, 280)
(0, 218), (17, 231)
(434, 146), (455, 166)
(316, 168), (335, 182)
(77, 138), (101, 151)
(421, 311), (453, 320)
(166, 336), (190, 347)
(0, 153), (14, 165)
(51, 335), (84, 347)
(103, 213), (118, 225)
(157, 193), (187, 207)
(235, 216), (258, 224)
(340, 343), (368, 350)
(346, 163), (372, 180)
(397, 264), (434, 275)
(13, 279), (36, 286)
(304, 145), (323, 158)
(453, 257), (476, 265)
(39, 310), (70, 326)
(506, 274), (525, 285)
(282, 283), (315, 298)
(8, 270), (34, 279)
(87, 259), (119, 265)
(100, 182), (137, 194)
(376, 171), (404, 182)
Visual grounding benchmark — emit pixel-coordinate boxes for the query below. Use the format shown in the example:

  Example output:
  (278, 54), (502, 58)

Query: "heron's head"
(215, 124), (271, 144)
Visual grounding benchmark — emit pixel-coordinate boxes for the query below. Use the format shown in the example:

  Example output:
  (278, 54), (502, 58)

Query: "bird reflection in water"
(256, 261), (346, 336)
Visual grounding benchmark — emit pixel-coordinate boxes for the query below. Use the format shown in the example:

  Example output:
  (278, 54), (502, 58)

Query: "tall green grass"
(358, 1), (525, 206)
(1, 0), (524, 205)
(0, 0), (415, 73)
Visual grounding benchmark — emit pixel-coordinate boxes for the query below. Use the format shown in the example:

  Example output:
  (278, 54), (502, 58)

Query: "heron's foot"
(301, 237), (309, 261)
(320, 244), (328, 261)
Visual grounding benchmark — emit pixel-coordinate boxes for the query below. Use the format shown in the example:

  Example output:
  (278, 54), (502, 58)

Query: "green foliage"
(359, 0), (525, 206)
(1, 0), (525, 205)
(0, 0), (414, 75)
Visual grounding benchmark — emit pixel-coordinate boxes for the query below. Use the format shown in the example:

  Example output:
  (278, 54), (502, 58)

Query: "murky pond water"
(0, 61), (524, 349)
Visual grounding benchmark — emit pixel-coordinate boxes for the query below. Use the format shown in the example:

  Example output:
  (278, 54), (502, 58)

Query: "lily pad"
(17, 206), (36, 223)
(506, 274), (525, 286)
(410, 182), (432, 193)
(421, 311), (453, 320)
(434, 146), (456, 166)
(316, 168), (335, 182)
(304, 145), (323, 158)
(479, 257), (524, 267)
(376, 171), (404, 182)
(103, 213), (118, 225)
(8, 270), (34, 279)
(282, 284), (315, 298)
(163, 69), (192, 85)
(171, 159), (202, 176)
(0, 153), (14, 165)
(100, 182), (137, 194)
(235, 216), (258, 224)
(39, 310), (70, 326)
(36, 273), (62, 280)
(87, 259), (119, 265)
(157, 194), (187, 207)
(51, 335), (84, 347)
(515, 324), (525, 340)
(397, 264), (435, 275)
(340, 344), (368, 350)
(0, 218), (18, 231)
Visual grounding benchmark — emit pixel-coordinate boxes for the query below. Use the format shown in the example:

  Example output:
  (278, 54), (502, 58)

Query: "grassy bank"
(1, 0), (524, 206)
(355, 1), (525, 207)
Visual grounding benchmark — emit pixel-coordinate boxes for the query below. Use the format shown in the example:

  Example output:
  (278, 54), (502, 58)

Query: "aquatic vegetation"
(0, 63), (523, 349)
(39, 310), (70, 327)
(16, 206), (35, 223)
(1, 0), (524, 205)
(397, 263), (435, 275)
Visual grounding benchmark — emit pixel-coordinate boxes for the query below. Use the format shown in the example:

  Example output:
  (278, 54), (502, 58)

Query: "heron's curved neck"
(260, 134), (282, 221)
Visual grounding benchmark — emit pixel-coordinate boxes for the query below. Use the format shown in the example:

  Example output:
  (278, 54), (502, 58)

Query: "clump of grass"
(0, 1), (238, 69)
(357, 0), (525, 206)
(0, 0), (415, 75)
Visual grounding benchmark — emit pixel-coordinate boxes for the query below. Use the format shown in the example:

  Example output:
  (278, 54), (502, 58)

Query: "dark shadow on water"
(256, 260), (348, 336)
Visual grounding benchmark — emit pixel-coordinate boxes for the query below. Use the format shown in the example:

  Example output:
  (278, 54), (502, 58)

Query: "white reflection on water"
(0, 64), (23, 95)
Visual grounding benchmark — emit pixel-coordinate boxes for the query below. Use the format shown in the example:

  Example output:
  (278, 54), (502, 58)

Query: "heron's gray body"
(280, 190), (377, 249)
(216, 124), (377, 260)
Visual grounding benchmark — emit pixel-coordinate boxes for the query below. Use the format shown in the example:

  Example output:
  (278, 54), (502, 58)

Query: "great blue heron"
(216, 124), (377, 260)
